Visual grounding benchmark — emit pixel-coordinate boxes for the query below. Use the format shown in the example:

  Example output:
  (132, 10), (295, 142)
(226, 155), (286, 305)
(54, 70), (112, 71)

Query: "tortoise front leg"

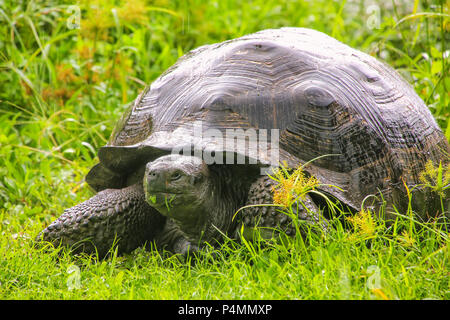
(36, 183), (166, 257)
(237, 175), (327, 241)
(153, 218), (199, 256)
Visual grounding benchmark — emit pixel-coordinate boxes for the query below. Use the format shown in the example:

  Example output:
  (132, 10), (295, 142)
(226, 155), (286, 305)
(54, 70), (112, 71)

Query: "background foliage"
(0, 0), (448, 299)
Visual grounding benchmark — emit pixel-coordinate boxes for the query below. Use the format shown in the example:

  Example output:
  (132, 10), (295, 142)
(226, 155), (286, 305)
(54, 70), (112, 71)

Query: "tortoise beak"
(145, 167), (168, 192)
(145, 161), (184, 193)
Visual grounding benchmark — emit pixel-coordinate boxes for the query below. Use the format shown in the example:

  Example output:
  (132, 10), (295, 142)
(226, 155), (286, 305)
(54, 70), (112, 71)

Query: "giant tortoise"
(37, 27), (450, 257)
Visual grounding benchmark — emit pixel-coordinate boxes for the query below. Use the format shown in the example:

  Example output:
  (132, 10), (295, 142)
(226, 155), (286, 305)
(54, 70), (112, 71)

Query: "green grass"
(1, 211), (449, 299)
(0, 0), (449, 299)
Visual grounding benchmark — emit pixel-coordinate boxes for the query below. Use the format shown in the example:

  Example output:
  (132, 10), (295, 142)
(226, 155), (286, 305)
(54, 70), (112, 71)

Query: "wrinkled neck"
(174, 165), (258, 246)
(174, 182), (212, 240)
(201, 166), (251, 244)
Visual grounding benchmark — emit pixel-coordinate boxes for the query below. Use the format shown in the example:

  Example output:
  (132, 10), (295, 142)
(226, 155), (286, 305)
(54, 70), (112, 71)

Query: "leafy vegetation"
(0, 0), (448, 299)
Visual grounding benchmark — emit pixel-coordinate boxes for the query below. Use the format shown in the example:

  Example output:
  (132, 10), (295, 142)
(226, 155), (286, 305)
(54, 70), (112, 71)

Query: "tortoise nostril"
(148, 170), (158, 180)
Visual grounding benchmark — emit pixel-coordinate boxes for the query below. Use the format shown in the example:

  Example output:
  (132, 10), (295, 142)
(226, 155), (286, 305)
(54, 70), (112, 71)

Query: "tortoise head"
(143, 154), (212, 229)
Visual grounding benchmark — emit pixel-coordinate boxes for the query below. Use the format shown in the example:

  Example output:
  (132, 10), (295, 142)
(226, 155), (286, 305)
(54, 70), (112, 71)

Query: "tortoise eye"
(171, 171), (182, 181)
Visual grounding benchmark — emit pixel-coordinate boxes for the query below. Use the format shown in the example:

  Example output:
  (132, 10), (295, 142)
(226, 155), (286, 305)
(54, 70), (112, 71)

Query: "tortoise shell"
(87, 27), (450, 212)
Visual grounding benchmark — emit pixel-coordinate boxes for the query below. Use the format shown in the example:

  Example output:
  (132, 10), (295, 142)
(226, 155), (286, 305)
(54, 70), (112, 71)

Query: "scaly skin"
(143, 155), (327, 254)
(36, 183), (166, 257)
(143, 155), (246, 254)
(37, 157), (330, 258)
(238, 175), (326, 240)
